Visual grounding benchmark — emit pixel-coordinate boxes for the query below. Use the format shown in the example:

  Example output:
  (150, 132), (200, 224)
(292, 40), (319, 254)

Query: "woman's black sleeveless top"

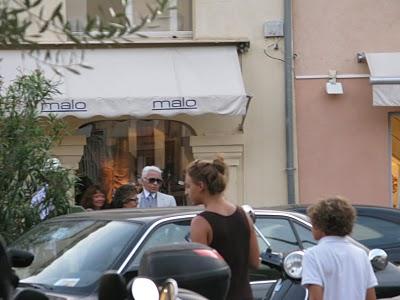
(199, 207), (252, 300)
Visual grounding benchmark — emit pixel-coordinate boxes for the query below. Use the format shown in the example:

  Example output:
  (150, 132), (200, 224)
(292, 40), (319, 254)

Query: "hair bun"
(213, 155), (226, 175)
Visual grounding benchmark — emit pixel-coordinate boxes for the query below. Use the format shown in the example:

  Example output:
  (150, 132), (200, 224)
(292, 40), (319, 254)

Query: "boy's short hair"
(307, 196), (356, 236)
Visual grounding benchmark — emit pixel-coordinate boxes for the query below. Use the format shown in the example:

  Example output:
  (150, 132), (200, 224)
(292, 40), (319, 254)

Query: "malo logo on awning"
(152, 98), (198, 111)
(41, 100), (87, 112)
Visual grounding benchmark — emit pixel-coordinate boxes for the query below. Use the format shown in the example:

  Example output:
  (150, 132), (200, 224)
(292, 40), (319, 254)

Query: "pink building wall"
(296, 79), (394, 205)
(293, 0), (400, 206)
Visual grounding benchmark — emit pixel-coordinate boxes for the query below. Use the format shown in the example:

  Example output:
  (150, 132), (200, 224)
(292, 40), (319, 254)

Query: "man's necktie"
(143, 193), (156, 208)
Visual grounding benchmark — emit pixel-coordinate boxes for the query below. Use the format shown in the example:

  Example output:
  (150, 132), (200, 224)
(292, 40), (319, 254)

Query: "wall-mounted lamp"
(326, 70), (344, 95)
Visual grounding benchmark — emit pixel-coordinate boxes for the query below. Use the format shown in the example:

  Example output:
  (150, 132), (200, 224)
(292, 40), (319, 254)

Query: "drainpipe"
(284, 0), (296, 204)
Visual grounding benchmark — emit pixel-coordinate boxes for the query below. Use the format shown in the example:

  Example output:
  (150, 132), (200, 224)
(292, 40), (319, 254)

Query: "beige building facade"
(9, 0), (290, 207)
(293, 0), (400, 206)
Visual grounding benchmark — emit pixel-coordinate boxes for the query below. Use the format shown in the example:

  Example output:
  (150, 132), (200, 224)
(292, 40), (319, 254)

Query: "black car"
(9, 207), (400, 299)
(274, 204), (400, 265)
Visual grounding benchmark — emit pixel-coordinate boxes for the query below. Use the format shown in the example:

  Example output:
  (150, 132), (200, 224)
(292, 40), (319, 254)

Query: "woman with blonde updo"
(185, 156), (260, 300)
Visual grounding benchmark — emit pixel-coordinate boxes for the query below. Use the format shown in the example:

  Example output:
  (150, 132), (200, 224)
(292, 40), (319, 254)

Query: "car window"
(12, 220), (142, 293)
(249, 216), (299, 283)
(131, 219), (191, 267)
(292, 222), (317, 249)
(255, 217), (299, 254)
(352, 215), (400, 248)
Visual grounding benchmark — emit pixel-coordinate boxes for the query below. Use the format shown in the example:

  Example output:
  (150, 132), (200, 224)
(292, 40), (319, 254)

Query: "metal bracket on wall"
(237, 42), (250, 54)
(357, 52), (366, 63)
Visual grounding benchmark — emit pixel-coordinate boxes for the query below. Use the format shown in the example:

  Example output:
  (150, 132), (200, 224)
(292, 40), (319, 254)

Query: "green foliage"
(0, 0), (170, 73)
(0, 71), (74, 243)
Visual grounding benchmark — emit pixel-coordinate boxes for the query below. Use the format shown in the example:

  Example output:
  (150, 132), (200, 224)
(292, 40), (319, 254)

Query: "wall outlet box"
(263, 20), (284, 37)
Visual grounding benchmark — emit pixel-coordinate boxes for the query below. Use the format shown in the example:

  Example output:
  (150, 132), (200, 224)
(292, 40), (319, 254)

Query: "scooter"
(259, 246), (390, 300)
(242, 205), (391, 300)
(260, 249), (307, 300)
(97, 242), (229, 300)
(98, 271), (208, 300)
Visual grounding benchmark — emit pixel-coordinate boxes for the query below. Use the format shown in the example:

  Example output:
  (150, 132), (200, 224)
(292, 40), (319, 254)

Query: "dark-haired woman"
(111, 184), (139, 208)
(80, 184), (108, 211)
(185, 157), (260, 300)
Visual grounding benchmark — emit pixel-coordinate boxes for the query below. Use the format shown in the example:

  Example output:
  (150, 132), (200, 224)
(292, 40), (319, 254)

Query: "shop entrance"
(391, 114), (400, 208)
(76, 119), (195, 205)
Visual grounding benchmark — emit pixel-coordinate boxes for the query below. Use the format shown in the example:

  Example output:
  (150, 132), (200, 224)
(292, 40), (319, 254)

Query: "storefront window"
(77, 120), (194, 206)
(391, 114), (400, 208)
(66, 0), (192, 34)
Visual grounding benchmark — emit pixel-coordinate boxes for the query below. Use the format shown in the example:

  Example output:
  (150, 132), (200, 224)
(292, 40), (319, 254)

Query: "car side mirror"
(369, 248), (388, 271)
(98, 271), (127, 300)
(7, 249), (34, 268)
(242, 205), (272, 249)
(242, 205), (256, 223)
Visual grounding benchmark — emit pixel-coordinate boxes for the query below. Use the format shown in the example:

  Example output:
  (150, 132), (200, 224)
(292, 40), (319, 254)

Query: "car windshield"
(11, 219), (142, 294)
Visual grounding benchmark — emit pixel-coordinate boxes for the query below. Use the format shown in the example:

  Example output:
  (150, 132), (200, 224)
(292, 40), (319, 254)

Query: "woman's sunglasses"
(125, 197), (138, 203)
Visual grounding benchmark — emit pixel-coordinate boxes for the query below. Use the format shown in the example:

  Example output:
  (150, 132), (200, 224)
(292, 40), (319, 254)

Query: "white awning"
(0, 46), (248, 118)
(366, 52), (400, 106)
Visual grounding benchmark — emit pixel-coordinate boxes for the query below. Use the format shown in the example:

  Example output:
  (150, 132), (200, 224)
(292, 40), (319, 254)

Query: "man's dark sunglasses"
(146, 178), (163, 185)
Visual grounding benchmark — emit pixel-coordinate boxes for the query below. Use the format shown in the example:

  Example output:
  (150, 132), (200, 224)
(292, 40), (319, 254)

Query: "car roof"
(267, 203), (400, 211)
(49, 205), (313, 224)
(254, 207), (311, 222)
(51, 206), (204, 223)
(268, 203), (400, 222)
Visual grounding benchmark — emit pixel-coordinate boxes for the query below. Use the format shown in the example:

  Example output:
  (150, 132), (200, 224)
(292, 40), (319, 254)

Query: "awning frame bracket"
(238, 95), (252, 132)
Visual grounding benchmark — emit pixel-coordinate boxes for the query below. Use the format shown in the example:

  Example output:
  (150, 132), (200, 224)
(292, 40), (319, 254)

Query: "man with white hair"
(138, 166), (177, 208)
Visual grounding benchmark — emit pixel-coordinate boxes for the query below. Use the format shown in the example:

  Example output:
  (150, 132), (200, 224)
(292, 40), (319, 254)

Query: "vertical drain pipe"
(284, 0), (296, 204)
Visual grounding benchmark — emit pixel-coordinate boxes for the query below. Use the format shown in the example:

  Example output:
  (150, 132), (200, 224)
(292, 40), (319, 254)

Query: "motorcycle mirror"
(98, 271), (127, 300)
(131, 277), (159, 300)
(241, 205), (256, 223)
(160, 278), (178, 300)
(14, 288), (49, 300)
(369, 248), (388, 271)
(7, 249), (34, 268)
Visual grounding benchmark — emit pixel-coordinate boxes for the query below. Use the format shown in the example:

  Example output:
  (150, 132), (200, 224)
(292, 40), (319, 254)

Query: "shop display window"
(391, 115), (400, 208)
(76, 119), (194, 206)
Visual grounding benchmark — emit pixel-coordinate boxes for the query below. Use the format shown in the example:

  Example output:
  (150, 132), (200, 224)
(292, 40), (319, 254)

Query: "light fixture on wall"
(326, 70), (344, 95)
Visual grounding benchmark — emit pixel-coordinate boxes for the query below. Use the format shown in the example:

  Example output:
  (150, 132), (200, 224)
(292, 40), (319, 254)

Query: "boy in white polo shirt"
(301, 196), (378, 300)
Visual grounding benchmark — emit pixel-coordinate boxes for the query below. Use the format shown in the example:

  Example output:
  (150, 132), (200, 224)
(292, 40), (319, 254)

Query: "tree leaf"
(49, 2), (63, 22)
(39, 20), (49, 33)
(79, 64), (93, 70)
(65, 67), (80, 75)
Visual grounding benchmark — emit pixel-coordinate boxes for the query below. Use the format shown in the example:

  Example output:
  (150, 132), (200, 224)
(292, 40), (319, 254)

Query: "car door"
(120, 216), (193, 279)
(251, 216), (298, 298)
(352, 213), (400, 264)
(250, 213), (310, 300)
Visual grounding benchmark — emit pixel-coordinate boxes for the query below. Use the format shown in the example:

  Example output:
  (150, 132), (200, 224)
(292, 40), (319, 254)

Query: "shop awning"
(366, 52), (400, 106)
(0, 46), (249, 118)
